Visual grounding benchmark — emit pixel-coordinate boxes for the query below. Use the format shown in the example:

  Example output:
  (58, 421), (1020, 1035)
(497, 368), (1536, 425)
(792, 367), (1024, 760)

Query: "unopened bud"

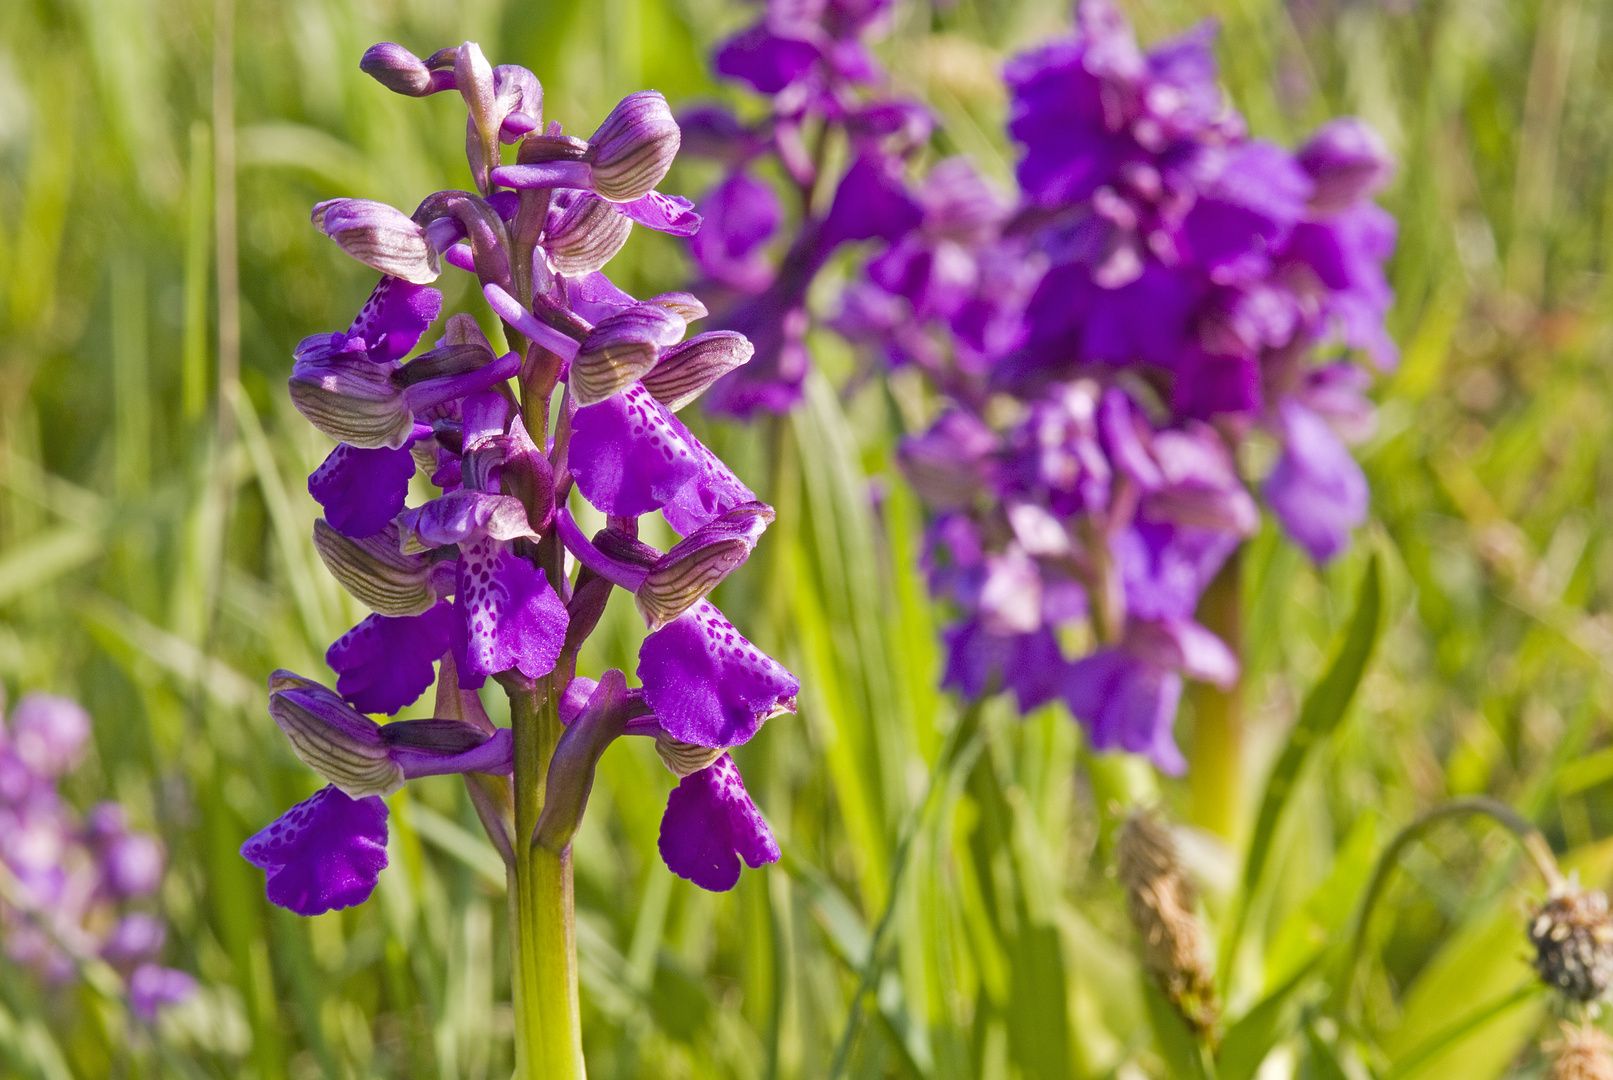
(586, 91), (681, 202)
(592, 526), (661, 571)
(268, 674), (404, 798)
(570, 304), (687, 406)
(654, 732), (724, 778)
(1532, 885), (1613, 1003)
(313, 520), (439, 615)
(455, 41), (498, 139)
(1116, 809), (1219, 1037)
(637, 503), (773, 630)
(288, 345), (413, 449)
(641, 332), (754, 412)
(311, 199), (440, 284)
(492, 65), (543, 143)
(359, 43), (449, 97)
(534, 670), (650, 853)
(543, 192), (633, 276)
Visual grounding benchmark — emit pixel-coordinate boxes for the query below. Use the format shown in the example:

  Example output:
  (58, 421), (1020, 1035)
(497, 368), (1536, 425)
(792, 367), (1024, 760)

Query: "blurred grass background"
(4, 0), (1613, 1076)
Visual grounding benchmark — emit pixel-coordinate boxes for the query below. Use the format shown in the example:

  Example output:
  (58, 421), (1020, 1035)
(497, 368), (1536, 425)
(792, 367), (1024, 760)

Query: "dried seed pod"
(1531, 885), (1613, 1003)
(1115, 808), (1219, 1037)
(1551, 1022), (1613, 1080)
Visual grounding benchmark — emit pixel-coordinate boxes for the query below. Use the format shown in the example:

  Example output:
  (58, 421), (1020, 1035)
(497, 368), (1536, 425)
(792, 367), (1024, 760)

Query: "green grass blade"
(1228, 553), (1386, 966)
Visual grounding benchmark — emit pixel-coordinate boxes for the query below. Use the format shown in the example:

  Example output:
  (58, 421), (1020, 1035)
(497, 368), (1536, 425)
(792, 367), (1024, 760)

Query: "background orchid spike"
(678, 0), (930, 416)
(816, 0), (1396, 774)
(245, 35), (794, 950)
(0, 694), (192, 1021)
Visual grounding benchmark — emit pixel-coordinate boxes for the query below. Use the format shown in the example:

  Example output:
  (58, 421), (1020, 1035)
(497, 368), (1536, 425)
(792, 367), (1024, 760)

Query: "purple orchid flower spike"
(249, 51), (794, 1045)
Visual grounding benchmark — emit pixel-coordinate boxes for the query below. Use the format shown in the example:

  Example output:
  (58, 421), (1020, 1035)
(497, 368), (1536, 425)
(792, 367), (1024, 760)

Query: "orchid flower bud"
(533, 670), (652, 853)
(392, 341), (497, 386)
(543, 192), (633, 276)
(641, 332), (755, 412)
(314, 520), (450, 617)
(311, 199), (440, 284)
(359, 43), (454, 97)
(290, 343), (518, 451)
(456, 42), (500, 192)
(585, 91), (681, 202)
(570, 303), (688, 406)
(637, 502), (774, 630)
(413, 191), (513, 291)
(493, 65), (543, 144)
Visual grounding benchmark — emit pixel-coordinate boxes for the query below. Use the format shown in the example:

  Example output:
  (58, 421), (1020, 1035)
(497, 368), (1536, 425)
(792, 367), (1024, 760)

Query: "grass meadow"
(4, 0), (1613, 1076)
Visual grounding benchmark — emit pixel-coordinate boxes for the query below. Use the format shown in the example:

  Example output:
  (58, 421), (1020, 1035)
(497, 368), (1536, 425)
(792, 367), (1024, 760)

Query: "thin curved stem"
(1336, 795), (1562, 1021)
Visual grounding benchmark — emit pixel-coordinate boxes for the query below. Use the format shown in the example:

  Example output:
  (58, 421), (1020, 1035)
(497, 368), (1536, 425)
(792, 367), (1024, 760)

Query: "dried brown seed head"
(1116, 808), (1219, 1036)
(1551, 1022), (1613, 1080)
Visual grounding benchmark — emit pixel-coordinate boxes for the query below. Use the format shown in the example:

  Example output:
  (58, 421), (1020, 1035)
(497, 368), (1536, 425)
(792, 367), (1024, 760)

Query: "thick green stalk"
(1190, 547), (1243, 842)
(508, 680), (586, 1080)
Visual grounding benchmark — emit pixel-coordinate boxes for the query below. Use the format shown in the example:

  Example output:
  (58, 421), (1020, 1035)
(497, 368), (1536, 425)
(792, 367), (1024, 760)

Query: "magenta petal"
(1063, 650), (1186, 775)
(240, 786), (389, 916)
(658, 753), (779, 892)
(309, 443), (417, 539)
(347, 277), (444, 363)
(457, 539), (568, 679)
(660, 435), (757, 536)
(326, 602), (455, 715)
(570, 383), (757, 533)
(638, 600), (798, 748)
(617, 191), (702, 237)
(1264, 401), (1368, 564)
(397, 489), (536, 547)
(941, 621), (1066, 713)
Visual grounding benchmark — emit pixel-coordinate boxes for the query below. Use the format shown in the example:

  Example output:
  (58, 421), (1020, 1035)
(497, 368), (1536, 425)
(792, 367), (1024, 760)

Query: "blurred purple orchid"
(0, 694), (192, 1020)
(830, 1), (1395, 770)
(677, 0), (928, 415)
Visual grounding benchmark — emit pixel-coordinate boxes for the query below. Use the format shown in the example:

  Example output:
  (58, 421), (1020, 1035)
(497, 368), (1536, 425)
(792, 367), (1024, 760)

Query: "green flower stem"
(1191, 546), (1243, 842)
(508, 678), (586, 1080)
